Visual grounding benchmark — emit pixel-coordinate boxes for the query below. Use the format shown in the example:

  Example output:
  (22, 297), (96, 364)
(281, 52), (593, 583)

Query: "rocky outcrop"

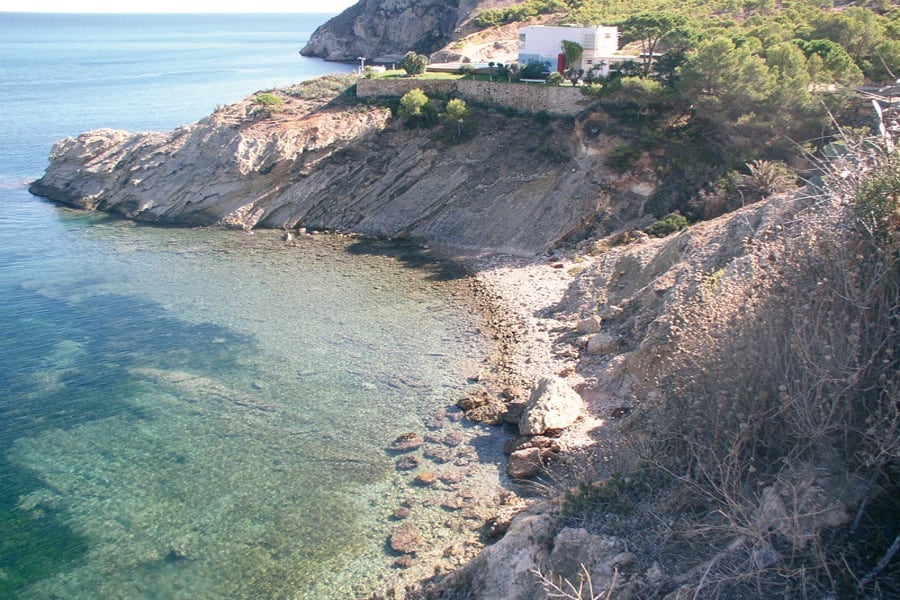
(518, 376), (584, 436)
(29, 95), (392, 230)
(450, 506), (633, 600)
(429, 21), (523, 65)
(390, 522), (422, 554)
(300, 0), (522, 62)
(451, 503), (556, 600)
(31, 88), (651, 256)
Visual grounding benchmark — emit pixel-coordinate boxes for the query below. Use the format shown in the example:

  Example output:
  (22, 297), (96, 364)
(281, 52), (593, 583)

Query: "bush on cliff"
(250, 92), (284, 118)
(284, 73), (359, 101)
(397, 88), (437, 127)
(438, 98), (476, 143)
(643, 212), (689, 237)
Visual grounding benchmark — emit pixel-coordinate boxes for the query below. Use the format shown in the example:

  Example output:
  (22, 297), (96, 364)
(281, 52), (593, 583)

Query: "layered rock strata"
(31, 90), (653, 255)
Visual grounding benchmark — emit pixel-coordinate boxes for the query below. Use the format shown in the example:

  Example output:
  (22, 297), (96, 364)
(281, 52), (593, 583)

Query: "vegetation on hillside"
(250, 92), (284, 118)
(456, 4), (899, 597)
(623, 133), (897, 598)
(282, 72), (360, 103)
(472, 0), (899, 220)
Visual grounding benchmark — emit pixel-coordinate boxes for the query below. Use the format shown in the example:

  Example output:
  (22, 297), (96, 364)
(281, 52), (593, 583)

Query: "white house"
(518, 25), (620, 76)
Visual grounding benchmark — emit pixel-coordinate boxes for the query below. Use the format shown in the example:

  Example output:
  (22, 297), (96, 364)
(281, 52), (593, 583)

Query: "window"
(519, 34), (526, 43)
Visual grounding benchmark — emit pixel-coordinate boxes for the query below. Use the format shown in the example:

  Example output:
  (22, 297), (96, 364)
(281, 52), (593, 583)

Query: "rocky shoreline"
(364, 245), (621, 598)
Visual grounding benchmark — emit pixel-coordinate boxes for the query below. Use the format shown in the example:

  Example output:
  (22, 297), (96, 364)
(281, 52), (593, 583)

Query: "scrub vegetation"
(474, 0), (899, 222)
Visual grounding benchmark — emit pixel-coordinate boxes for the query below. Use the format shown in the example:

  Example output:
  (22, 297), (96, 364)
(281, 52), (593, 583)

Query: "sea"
(0, 12), (504, 598)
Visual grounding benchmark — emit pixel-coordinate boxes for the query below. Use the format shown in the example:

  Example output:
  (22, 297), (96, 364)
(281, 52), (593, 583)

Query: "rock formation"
(31, 87), (653, 256)
(518, 376), (584, 436)
(300, 0), (522, 62)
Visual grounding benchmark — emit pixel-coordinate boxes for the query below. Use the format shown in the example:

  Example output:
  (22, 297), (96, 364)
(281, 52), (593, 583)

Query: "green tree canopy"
(679, 36), (773, 118)
(621, 12), (696, 76)
(561, 40), (584, 71)
(795, 38), (864, 86)
(546, 71), (565, 86)
(439, 98), (475, 142)
(442, 98), (468, 122)
(397, 88), (436, 126)
(398, 52), (428, 76)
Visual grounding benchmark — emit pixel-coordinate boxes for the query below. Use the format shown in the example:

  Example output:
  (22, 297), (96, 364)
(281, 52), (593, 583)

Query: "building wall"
(518, 25), (619, 74)
(355, 78), (590, 116)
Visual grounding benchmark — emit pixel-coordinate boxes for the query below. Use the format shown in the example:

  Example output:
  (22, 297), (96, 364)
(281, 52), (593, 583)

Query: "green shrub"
(741, 159), (796, 199)
(606, 143), (641, 174)
(251, 92), (284, 118)
(533, 110), (552, 125)
(438, 98), (476, 142)
(644, 212), (689, 236)
(537, 140), (570, 163)
(473, 0), (566, 27)
(520, 60), (551, 79)
(561, 475), (634, 524)
(397, 88), (437, 127)
(854, 148), (900, 243)
(545, 72), (565, 86)
(283, 73), (358, 100)
(398, 51), (428, 76)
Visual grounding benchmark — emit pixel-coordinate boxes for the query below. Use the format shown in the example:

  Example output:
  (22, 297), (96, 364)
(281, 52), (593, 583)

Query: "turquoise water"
(0, 13), (502, 598)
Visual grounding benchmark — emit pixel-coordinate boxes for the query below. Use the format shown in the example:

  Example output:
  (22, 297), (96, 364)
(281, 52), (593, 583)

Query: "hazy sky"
(0, 0), (355, 12)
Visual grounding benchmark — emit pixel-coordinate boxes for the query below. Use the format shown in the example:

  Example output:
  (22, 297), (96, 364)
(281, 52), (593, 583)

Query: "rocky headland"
(30, 82), (654, 256)
(299, 0), (522, 63)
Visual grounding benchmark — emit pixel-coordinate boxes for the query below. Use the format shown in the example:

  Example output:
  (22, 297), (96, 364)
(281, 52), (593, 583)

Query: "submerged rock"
(414, 471), (439, 486)
(464, 402), (507, 425)
(395, 455), (421, 470)
(506, 448), (543, 479)
(388, 432), (424, 453)
(390, 522), (422, 554)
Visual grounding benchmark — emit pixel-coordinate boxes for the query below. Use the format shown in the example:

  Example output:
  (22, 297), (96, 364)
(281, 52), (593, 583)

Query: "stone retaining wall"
(356, 78), (590, 116)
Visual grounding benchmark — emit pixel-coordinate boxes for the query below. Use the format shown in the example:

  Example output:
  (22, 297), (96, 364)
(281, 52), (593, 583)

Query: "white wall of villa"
(518, 25), (620, 75)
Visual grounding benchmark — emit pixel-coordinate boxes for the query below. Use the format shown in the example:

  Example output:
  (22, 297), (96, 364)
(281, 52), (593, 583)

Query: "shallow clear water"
(0, 13), (504, 598)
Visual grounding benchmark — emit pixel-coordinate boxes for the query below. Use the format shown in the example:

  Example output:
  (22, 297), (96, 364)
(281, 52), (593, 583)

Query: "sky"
(0, 0), (355, 12)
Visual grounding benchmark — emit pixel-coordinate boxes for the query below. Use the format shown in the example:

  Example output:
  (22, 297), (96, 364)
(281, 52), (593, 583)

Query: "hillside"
(441, 154), (899, 597)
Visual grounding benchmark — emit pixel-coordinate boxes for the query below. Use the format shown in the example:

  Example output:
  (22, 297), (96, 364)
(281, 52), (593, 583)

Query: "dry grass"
(532, 564), (618, 599)
(638, 133), (899, 597)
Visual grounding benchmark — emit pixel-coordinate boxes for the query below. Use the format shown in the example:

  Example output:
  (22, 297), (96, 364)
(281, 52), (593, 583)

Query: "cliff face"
(300, 0), (520, 62)
(31, 89), (655, 256)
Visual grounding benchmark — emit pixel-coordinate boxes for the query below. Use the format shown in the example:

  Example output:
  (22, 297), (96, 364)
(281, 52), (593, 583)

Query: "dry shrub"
(646, 135), (899, 597)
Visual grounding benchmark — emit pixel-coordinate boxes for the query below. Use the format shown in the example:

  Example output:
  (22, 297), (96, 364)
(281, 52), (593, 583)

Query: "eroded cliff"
(31, 85), (656, 255)
(299, 0), (521, 62)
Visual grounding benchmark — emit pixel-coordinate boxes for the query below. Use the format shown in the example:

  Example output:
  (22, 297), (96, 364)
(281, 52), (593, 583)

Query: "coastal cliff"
(30, 83), (655, 255)
(299, 0), (519, 62)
